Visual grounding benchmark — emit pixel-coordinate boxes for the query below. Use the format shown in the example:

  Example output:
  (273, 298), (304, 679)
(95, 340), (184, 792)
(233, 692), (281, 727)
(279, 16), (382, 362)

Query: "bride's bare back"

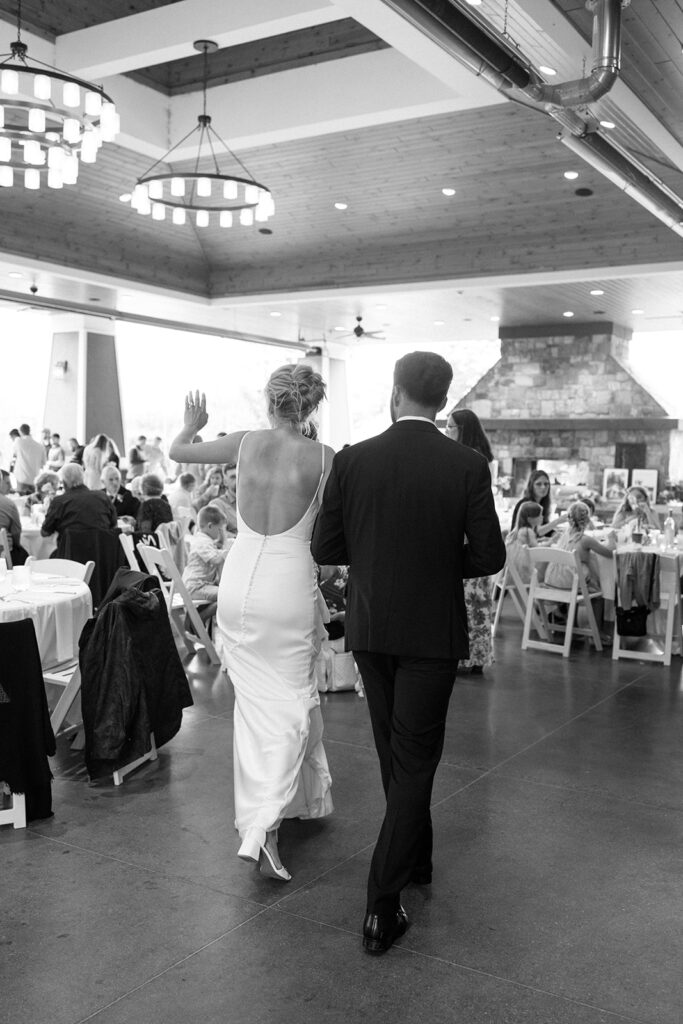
(237, 429), (332, 536)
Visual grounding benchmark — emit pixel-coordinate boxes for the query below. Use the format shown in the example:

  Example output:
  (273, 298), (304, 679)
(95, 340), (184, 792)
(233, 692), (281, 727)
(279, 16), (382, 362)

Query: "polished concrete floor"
(3, 610), (683, 1024)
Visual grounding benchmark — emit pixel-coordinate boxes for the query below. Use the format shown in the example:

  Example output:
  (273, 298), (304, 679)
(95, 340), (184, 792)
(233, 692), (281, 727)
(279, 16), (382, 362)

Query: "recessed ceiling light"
(441, 187), (456, 197)
(631, 308), (644, 315)
(599, 120), (616, 129)
(590, 289), (605, 296)
(539, 65), (557, 76)
(563, 311), (574, 318)
(575, 187), (593, 197)
(269, 311), (282, 318)
(258, 227), (273, 235)
(333, 326), (345, 332)
(89, 297), (101, 302)
(564, 171), (579, 180)
(593, 310), (606, 315)
(490, 315), (500, 322)
(119, 193), (132, 202)
(433, 320), (445, 326)
(334, 202), (348, 210)
(8, 271), (24, 278)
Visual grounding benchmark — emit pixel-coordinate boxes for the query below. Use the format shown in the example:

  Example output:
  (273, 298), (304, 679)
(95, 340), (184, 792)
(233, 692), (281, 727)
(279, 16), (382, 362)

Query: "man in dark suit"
(311, 351), (505, 956)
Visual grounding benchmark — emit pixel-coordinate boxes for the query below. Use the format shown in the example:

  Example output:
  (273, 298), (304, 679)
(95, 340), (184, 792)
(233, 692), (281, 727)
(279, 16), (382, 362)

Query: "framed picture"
(602, 467), (629, 501)
(630, 469), (658, 504)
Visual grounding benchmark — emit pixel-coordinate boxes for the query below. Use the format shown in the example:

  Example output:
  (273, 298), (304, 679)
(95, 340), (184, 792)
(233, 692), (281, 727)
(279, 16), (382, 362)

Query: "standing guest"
(445, 407), (496, 675)
(174, 434), (206, 483)
(182, 505), (230, 602)
(0, 469), (29, 564)
(83, 434), (119, 490)
(41, 463), (117, 542)
(145, 436), (168, 479)
(136, 473), (173, 534)
(127, 435), (148, 479)
(311, 351), (505, 956)
(12, 423), (46, 494)
(510, 469), (567, 537)
(41, 427), (52, 458)
(46, 433), (66, 470)
(7, 429), (20, 472)
(101, 464), (140, 519)
(208, 463), (237, 536)
(68, 437), (84, 465)
(168, 472), (196, 519)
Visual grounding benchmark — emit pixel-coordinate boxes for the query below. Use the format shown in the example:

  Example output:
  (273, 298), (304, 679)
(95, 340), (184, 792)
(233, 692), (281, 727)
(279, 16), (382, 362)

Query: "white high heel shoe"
(259, 841), (291, 883)
(237, 827), (266, 863)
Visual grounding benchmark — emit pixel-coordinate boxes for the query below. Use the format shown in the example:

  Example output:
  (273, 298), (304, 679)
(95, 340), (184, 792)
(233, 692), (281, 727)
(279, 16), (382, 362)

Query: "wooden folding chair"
(26, 557), (95, 736)
(137, 543), (220, 664)
(522, 547), (603, 658)
(0, 527), (13, 568)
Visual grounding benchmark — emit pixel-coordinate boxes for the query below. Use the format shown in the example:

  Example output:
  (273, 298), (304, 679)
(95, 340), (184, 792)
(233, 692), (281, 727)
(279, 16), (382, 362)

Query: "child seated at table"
(182, 504), (229, 602)
(504, 501), (543, 584)
(546, 500), (616, 592)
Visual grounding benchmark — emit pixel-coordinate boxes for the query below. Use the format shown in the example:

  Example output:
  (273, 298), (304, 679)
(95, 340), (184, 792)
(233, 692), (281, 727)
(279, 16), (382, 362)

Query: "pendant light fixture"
(129, 40), (274, 228)
(0, 1), (119, 190)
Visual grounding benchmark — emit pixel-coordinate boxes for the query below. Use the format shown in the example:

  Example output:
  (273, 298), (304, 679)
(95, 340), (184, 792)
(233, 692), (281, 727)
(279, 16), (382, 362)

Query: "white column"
(300, 343), (350, 452)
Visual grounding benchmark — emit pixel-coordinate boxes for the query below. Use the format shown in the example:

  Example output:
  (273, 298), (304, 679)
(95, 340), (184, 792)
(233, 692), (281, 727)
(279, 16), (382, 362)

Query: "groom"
(311, 351), (505, 955)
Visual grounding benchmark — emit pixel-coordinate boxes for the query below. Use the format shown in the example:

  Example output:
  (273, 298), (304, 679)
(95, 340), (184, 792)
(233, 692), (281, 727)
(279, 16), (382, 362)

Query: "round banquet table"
(0, 570), (92, 669)
(20, 517), (57, 559)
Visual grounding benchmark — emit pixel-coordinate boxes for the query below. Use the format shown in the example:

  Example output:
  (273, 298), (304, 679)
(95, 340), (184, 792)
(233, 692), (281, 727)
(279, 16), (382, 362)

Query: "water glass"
(13, 565), (32, 591)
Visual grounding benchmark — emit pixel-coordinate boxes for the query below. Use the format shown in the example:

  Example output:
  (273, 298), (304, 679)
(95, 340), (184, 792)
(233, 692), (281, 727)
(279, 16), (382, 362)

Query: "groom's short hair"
(394, 351), (453, 407)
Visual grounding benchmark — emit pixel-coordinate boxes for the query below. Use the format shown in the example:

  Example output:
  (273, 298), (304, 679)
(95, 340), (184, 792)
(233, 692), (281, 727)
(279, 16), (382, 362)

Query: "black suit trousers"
(354, 651), (457, 920)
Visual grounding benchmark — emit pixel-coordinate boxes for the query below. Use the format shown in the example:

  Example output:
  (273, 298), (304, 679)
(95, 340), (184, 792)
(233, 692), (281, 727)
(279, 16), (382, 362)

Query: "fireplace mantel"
(478, 418), (679, 431)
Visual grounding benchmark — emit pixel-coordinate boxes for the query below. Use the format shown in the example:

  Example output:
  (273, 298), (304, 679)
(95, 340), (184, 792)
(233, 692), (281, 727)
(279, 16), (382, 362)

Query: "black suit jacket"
(311, 419), (506, 659)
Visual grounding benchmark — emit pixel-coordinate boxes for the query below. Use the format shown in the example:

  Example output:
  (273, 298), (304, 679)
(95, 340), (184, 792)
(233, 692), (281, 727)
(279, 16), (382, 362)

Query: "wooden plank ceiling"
(0, 0), (680, 339)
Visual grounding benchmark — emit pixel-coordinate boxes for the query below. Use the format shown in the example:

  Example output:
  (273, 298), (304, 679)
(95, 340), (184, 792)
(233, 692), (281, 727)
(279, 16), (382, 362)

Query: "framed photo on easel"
(630, 469), (658, 503)
(602, 467), (629, 500)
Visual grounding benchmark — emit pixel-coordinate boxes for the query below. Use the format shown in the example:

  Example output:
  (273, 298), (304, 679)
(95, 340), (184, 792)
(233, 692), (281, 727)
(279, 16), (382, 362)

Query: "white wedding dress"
(217, 437), (333, 846)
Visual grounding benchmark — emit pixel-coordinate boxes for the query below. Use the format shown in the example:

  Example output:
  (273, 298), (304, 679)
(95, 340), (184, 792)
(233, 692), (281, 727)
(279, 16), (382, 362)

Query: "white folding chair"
(156, 520), (188, 573)
(26, 557), (95, 736)
(522, 547), (603, 658)
(492, 561), (548, 640)
(0, 526), (13, 568)
(612, 551), (682, 667)
(0, 783), (26, 829)
(119, 532), (139, 570)
(137, 543), (220, 664)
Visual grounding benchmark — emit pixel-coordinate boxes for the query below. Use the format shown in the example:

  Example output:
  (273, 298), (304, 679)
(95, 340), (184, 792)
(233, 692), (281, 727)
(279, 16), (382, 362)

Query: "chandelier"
(130, 40), (274, 228)
(0, 2), (119, 190)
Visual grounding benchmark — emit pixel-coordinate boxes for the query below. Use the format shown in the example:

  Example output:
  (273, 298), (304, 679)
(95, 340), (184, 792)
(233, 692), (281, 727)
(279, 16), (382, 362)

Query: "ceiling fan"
(339, 316), (386, 340)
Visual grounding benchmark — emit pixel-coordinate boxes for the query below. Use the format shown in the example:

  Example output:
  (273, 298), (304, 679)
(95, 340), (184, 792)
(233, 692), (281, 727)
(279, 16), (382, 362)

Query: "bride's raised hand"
(184, 390), (209, 433)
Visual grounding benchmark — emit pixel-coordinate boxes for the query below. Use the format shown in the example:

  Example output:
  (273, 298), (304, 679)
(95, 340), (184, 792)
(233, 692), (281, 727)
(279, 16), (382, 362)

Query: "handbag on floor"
(615, 556), (656, 637)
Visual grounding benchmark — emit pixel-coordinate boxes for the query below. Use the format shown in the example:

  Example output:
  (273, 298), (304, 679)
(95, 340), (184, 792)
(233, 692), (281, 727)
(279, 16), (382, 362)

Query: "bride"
(170, 364), (334, 881)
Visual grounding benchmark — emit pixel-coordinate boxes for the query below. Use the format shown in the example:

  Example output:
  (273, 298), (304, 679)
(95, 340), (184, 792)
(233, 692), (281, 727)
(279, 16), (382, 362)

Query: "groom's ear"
(436, 394), (448, 412)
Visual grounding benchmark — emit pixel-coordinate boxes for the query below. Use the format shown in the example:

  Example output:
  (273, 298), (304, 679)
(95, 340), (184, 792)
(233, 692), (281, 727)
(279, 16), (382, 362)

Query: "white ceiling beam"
(165, 48), (500, 157)
(332, 0), (501, 96)
(57, 0), (340, 79)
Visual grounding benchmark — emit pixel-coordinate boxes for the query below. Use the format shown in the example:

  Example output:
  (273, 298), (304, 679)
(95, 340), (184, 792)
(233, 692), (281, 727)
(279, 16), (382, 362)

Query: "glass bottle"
(663, 514), (676, 549)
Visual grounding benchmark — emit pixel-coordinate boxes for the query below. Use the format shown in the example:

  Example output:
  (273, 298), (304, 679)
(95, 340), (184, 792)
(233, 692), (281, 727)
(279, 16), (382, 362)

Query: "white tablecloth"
(0, 571), (92, 669)
(20, 517), (57, 559)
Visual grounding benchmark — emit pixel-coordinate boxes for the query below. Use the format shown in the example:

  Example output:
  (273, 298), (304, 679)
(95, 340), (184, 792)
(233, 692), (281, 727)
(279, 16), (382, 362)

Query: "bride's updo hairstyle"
(265, 364), (326, 425)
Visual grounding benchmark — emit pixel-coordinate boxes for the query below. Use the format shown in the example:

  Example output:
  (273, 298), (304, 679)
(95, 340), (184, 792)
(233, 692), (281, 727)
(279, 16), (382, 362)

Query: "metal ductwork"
(382, 0), (683, 239)
(525, 0), (627, 108)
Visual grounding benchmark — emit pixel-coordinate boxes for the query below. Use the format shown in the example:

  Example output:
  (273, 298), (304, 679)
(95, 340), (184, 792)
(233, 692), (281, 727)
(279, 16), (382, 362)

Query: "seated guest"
(193, 466), (226, 512)
(510, 469), (568, 538)
(46, 433), (66, 470)
(545, 501), (616, 591)
(208, 463), (237, 536)
(136, 473), (173, 534)
(611, 486), (660, 531)
(182, 505), (229, 602)
(26, 470), (61, 510)
(101, 464), (140, 518)
(0, 469), (29, 565)
(41, 463), (117, 541)
(168, 472), (196, 518)
(504, 500), (543, 584)
(68, 437), (84, 465)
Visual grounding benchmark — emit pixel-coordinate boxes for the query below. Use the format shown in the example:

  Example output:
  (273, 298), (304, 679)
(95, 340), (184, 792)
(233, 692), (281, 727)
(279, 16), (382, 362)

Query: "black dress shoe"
(362, 906), (409, 956)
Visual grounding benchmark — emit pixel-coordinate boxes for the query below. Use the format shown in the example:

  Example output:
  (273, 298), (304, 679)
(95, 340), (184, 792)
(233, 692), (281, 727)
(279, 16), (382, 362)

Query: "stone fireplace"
(454, 322), (680, 499)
